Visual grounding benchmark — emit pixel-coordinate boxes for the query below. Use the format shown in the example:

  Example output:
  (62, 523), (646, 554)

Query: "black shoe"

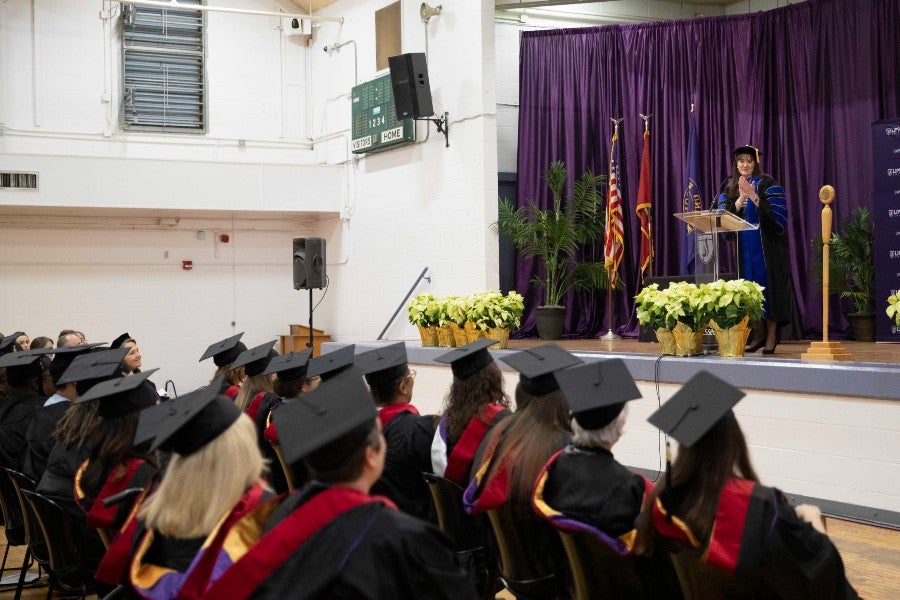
(762, 343), (778, 355)
(745, 339), (766, 353)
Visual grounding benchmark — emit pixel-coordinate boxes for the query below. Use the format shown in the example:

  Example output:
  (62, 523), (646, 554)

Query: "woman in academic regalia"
(115, 385), (278, 600)
(715, 145), (791, 354)
(430, 339), (511, 487)
(231, 340), (278, 412)
(199, 333), (247, 398)
(637, 372), (858, 599)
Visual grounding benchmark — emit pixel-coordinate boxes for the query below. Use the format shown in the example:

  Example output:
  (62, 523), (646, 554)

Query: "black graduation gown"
(244, 483), (477, 600)
(654, 480), (859, 599)
(378, 411), (437, 523)
(0, 390), (44, 469)
(21, 401), (70, 482)
(540, 444), (645, 537)
(36, 440), (92, 520)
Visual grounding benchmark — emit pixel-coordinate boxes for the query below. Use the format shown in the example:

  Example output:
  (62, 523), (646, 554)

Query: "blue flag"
(680, 110), (702, 275)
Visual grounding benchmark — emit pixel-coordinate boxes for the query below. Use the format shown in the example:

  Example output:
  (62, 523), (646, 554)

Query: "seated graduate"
(639, 372), (859, 599)
(306, 343), (356, 382)
(113, 380), (280, 598)
(532, 359), (681, 598)
(111, 332), (143, 375)
(0, 345), (51, 469)
(199, 333), (247, 398)
(430, 339), (511, 486)
(21, 343), (104, 482)
(231, 340), (278, 411)
(204, 366), (477, 600)
(73, 368), (160, 532)
(356, 342), (437, 523)
(36, 347), (130, 518)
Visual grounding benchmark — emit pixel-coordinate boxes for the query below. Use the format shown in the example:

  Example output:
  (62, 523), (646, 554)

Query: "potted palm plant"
(493, 161), (609, 339)
(812, 207), (875, 341)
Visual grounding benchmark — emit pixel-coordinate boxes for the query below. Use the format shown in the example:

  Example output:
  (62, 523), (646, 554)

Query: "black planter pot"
(848, 311), (876, 342)
(535, 306), (566, 340)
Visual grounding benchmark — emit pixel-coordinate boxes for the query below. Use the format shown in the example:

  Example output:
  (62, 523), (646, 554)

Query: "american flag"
(604, 130), (624, 288)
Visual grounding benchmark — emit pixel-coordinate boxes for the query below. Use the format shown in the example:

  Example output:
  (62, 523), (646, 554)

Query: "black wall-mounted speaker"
(388, 52), (434, 120)
(293, 237), (326, 290)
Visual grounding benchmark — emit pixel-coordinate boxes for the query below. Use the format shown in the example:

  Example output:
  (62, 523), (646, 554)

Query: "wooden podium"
(279, 325), (332, 358)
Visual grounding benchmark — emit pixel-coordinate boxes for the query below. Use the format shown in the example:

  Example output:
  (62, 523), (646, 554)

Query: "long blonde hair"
(234, 373), (275, 411)
(138, 414), (265, 538)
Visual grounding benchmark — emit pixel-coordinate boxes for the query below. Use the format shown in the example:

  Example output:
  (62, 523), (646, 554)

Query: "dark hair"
(30, 336), (54, 350)
(79, 411), (153, 509)
(305, 420), (382, 484)
(367, 373), (404, 406)
(54, 401), (103, 448)
(478, 384), (571, 517)
(443, 362), (510, 447)
(636, 411), (759, 554)
(273, 376), (309, 399)
(724, 153), (764, 201)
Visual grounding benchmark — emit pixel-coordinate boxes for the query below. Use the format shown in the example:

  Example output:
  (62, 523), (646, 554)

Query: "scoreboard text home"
(351, 74), (414, 154)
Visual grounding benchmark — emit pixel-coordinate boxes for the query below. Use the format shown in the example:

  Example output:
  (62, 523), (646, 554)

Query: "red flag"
(604, 130), (624, 288)
(636, 129), (653, 281)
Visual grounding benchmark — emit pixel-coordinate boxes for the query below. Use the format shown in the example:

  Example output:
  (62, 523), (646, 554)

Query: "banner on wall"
(872, 119), (900, 343)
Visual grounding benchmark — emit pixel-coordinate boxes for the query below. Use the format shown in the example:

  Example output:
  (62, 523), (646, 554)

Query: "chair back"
(667, 545), (748, 599)
(21, 489), (92, 595)
(4, 468), (49, 567)
(0, 467), (26, 546)
(422, 473), (499, 600)
(559, 528), (649, 600)
(486, 505), (566, 600)
(270, 442), (297, 492)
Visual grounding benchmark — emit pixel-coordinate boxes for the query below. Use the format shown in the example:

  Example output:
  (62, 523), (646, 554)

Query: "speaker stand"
(307, 288), (314, 353)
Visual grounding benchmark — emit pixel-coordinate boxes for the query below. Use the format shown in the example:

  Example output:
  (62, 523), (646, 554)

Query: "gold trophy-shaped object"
(801, 185), (852, 361)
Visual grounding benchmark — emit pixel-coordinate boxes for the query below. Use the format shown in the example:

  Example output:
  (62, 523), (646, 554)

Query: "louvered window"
(122, 1), (205, 131)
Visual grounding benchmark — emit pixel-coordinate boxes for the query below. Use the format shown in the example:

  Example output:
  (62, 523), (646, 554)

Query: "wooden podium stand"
(674, 209), (758, 281)
(279, 325), (332, 358)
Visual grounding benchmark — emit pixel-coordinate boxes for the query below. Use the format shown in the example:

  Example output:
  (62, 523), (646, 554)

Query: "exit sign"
(351, 74), (414, 154)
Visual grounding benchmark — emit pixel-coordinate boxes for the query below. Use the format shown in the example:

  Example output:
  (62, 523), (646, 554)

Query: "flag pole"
(601, 117), (623, 341)
(638, 113), (653, 279)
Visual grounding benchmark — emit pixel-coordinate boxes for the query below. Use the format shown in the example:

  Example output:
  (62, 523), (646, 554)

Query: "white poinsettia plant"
(635, 283), (672, 330)
(663, 281), (710, 332)
(467, 290), (525, 331)
(700, 279), (765, 329)
(887, 293), (900, 327)
(407, 293), (438, 326)
(445, 295), (471, 327)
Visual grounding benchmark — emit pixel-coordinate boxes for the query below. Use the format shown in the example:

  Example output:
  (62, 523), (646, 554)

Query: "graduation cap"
(75, 369), (160, 419)
(500, 344), (582, 396)
(732, 145), (760, 163)
(356, 342), (408, 388)
(0, 349), (50, 385)
(273, 366), (377, 466)
(56, 348), (129, 386)
(230, 340), (278, 377)
(199, 333), (247, 367)
(307, 344), (355, 381)
(142, 378), (241, 456)
(110, 332), (134, 350)
(46, 343), (106, 386)
(647, 371), (745, 448)
(434, 338), (498, 380)
(134, 400), (174, 447)
(555, 359), (642, 430)
(0, 332), (25, 355)
(264, 348), (313, 382)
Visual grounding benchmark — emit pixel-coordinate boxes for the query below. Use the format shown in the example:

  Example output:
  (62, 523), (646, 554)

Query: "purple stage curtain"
(514, 0), (899, 339)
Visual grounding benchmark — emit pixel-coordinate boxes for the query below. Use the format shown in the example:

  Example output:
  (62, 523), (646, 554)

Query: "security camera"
(291, 18), (300, 29)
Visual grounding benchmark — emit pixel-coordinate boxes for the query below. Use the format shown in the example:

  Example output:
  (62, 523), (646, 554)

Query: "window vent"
(0, 172), (38, 190)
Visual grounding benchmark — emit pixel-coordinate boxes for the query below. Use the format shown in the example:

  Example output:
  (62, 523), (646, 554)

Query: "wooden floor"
(3, 518), (898, 599)
(505, 337), (900, 364)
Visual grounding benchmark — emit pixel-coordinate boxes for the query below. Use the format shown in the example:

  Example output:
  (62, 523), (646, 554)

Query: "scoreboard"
(351, 74), (414, 154)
